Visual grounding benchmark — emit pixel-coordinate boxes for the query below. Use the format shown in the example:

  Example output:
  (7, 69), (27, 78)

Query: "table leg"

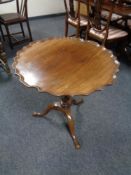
(33, 95), (83, 149)
(72, 98), (83, 105)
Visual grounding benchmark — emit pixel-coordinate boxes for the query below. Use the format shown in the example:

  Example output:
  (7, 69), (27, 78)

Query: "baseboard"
(29, 13), (65, 21)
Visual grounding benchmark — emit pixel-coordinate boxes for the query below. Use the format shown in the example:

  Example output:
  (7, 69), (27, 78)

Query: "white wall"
(0, 0), (65, 17)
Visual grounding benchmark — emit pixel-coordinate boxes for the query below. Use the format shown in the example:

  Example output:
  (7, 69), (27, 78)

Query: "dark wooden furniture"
(110, 1), (131, 50)
(0, 0), (14, 74)
(64, 0), (89, 37)
(0, 0), (13, 73)
(13, 38), (119, 149)
(85, 0), (128, 47)
(0, 0), (32, 49)
(0, 0), (14, 3)
(78, 0), (131, 16)
(0, 42), (10, 74)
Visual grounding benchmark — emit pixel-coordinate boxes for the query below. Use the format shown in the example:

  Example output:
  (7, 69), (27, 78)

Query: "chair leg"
(0, 25), (5, 41)
(76, 22), (81, 38)
(76, 26), (80, 38)
(5, 25), (13, 49)
(20, 22), (25, 38)
(115, 37), (128, 58)
(26, 20), (33, 41)
(65, 20), (68, 37)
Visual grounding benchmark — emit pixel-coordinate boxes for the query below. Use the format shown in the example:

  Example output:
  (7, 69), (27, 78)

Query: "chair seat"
(0, 13), (26, 24)
(117, 18), (131, 29)
(68, 15), (88, 26)
(101, 10), (122, 21)
(89, 25), (128, 41)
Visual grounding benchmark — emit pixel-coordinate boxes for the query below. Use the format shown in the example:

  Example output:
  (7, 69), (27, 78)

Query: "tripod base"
(33, 95), (83, 149)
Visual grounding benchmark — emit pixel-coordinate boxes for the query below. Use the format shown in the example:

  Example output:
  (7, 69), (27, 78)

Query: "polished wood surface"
(13, 37), (119, 149)
(13, 38), (119, 96)
(78, 0), (131, 16)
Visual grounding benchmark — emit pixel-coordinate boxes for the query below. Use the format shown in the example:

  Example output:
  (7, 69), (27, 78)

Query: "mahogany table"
(78, 0), (131, 17)
(13, 38), (119, 149)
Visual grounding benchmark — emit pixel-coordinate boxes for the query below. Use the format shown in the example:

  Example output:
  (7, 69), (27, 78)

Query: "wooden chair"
(101, 0), (130, 28)
(0, 42), (10, 74)
(117, 17), (131, 59)
(0, 0), (32, 49)
(64, 0), (89, 37)
(106, 1), (131, 58)
(101, 10), (122, 24)
(85, 0), (128, 49)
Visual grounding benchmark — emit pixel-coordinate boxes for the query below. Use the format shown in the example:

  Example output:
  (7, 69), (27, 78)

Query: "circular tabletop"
(13, 38), (119, 96)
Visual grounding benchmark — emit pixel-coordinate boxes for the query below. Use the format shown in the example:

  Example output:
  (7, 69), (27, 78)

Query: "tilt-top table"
(13, 38), (119, 149)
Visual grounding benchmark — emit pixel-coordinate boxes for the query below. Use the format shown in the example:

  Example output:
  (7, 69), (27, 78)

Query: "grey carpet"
(0, 15), (131, 175)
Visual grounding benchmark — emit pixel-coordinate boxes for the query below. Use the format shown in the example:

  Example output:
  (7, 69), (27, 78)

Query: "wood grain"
(13, 37), (119, 96)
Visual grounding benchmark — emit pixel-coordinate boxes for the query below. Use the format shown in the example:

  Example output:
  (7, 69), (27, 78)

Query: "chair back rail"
(64, 0), (79, 19)
(64, 0), (90, 37)
(16, 0), (27, 18)
(86, 0), (114, 45)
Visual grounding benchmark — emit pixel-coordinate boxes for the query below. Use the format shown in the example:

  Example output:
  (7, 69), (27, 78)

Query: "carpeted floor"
(0, 15), (131, 175)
